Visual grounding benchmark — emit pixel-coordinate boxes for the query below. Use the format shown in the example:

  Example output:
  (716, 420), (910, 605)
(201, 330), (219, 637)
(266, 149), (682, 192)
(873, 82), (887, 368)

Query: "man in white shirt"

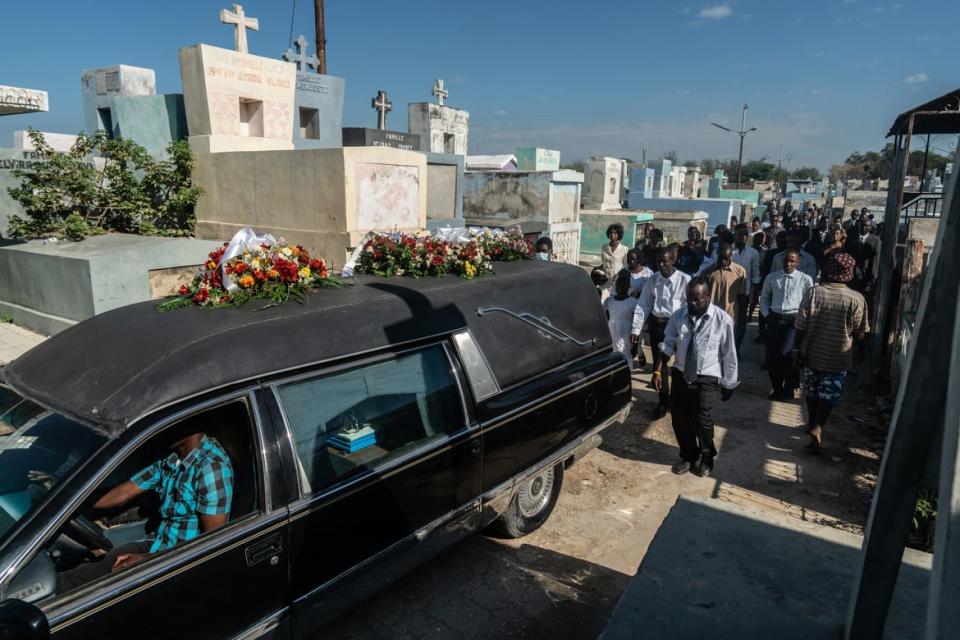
(655, 277), (739, 477)
(631, 247), (691, 418)
(770, 229), (818, 281)
(733, 224), (761, 351)
(760, 249), (814, 400)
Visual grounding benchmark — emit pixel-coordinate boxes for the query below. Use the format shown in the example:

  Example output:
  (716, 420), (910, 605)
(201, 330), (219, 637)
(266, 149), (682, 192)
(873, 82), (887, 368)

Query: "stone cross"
(283, 35), (320, 72)
(372, 90), (392, 130)
(432, 79), (448, 106)
(220, 4), (259, 54)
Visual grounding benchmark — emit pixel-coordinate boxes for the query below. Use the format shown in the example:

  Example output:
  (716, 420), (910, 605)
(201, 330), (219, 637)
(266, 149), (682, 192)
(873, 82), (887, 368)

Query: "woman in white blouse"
(601, 223), (629, 277)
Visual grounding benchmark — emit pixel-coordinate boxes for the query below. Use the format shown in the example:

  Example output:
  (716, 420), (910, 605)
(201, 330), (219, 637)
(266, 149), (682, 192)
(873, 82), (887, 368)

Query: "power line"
(288, 0), (297, 46)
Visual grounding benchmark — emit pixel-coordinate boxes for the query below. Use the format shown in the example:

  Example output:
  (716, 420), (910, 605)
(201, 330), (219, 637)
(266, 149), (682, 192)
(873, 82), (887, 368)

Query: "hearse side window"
(275, 345), (465, 494)
(10, 400), (260, 603)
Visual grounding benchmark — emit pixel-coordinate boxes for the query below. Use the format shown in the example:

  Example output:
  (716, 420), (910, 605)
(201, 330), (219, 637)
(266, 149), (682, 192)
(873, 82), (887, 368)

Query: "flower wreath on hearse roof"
(158, 226), (534, 311)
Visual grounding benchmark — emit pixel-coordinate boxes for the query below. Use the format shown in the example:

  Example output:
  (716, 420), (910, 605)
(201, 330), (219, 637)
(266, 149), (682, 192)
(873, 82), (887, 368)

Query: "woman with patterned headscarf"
(792, 252), (869, 451)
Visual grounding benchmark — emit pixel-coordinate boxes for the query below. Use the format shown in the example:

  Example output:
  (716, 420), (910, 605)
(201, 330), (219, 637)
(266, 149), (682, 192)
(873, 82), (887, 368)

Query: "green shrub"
(7, 129), (201, 241)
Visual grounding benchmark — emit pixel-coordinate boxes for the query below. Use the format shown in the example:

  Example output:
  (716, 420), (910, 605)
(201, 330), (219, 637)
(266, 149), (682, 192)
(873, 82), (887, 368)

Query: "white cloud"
(869, 3), (903, 13)
(494, 109), (509, 116)
(698, 4), (733, 19)
(904, 73), (929, 84)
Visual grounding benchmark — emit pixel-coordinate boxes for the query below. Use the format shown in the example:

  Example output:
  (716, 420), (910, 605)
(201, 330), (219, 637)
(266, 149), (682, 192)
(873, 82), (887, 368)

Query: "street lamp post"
(712, 104), (757, 188)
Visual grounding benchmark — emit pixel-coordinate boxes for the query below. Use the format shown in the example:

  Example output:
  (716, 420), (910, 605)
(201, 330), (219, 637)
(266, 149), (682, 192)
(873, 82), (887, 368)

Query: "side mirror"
(0, 599), (50, 640)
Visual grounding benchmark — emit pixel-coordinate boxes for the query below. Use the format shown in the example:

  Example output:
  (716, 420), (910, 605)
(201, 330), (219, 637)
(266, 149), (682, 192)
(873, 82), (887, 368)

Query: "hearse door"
(270, 343), (481, 636)
(19, 395), (292, 640)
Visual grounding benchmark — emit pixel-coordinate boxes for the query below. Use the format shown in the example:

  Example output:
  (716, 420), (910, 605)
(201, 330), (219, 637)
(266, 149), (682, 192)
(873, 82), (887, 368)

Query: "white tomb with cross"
(283, 34), (345, 149)
(582, 157), (624, 210)
(408, 79), (469, 156)
(179, 43), (296, 153)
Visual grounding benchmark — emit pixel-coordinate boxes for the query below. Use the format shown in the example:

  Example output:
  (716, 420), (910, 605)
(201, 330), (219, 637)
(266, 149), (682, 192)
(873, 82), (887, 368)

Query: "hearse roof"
(1, 261), (610, 435)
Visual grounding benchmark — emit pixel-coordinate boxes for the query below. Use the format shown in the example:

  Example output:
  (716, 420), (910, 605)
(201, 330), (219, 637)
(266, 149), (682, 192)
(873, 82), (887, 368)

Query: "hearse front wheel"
(492, 463), (564, 538)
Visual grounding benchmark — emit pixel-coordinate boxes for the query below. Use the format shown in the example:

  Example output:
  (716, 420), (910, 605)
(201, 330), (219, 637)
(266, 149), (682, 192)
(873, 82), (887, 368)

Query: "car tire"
(490, 463), (564, 538)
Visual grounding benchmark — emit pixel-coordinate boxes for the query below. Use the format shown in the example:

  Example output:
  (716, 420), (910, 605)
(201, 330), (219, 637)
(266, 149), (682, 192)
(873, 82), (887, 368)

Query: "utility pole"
(642, 145), (647, 168)
(777, 144), (783, 207)
(712, 103), (757, 188)
(314, 0), (327, 74)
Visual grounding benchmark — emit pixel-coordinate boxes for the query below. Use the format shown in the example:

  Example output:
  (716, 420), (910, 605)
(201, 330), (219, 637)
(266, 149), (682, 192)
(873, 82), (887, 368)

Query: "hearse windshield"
(0, 387), (106, 544)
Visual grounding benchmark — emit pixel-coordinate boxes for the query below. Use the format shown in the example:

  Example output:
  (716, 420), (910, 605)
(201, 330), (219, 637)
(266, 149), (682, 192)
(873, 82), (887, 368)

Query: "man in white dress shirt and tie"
(654, 277), (739, 477)
(631, 247), (692, 418)
(760, 248), (814, 400)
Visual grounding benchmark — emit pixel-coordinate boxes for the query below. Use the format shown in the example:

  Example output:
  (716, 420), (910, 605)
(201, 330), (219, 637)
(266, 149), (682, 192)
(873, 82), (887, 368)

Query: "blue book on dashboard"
(329, 434), (376, 452)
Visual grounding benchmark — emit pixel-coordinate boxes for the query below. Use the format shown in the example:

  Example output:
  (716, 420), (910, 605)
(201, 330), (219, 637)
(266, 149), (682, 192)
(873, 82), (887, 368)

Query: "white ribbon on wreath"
(218, 227), (278, 292)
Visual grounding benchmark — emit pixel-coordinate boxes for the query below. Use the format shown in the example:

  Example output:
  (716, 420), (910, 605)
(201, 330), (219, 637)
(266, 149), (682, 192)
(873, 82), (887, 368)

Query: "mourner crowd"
(595, 202), (878, 478)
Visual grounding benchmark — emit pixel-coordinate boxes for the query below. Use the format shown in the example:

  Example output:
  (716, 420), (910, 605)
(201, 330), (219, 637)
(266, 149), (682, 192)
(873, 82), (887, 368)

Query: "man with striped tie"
(654, 277), (739, 477)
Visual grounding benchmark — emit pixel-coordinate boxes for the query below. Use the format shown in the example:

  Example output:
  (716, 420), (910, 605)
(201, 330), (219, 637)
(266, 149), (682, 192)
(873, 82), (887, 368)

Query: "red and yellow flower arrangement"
(158, 240), (340, 311)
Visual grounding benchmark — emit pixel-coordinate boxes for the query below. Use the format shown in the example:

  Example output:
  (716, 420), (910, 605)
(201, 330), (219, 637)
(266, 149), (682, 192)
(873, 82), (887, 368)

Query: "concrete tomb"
(630, 167), (656, 199)
(466, 155), (517, 171)
(462, 169), (584, 264)
(669, 165), (687, 198)
(191, 146), (427, 266)
(341, 128), (420, 151)
(0, 234), (223, 335)
(582, 157), (623, 210)
(579, 210), (655, 264)
(179, 43), (296, 153)
(516, 148), (560, 172)
(283, 35), (345, 149)
(343, 90), (420, 150)
(80, 65), (187, 158)
(424, 152), (465, 229)
(0, 85), (48, 116)
(407, 80), (469, 155)
(12, 131), (78, 153)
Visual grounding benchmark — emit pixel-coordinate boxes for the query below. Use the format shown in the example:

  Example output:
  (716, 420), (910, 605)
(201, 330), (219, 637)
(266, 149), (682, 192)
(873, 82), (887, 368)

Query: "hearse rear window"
(275, 345), (465, 494)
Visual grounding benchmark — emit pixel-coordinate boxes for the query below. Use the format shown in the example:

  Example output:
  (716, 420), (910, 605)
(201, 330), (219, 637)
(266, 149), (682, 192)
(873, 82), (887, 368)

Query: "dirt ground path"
(324, 321), (886, 639)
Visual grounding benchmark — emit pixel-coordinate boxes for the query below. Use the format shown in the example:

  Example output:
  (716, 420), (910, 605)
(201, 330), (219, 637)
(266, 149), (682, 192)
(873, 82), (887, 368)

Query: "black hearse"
(0, 260), (631, 639)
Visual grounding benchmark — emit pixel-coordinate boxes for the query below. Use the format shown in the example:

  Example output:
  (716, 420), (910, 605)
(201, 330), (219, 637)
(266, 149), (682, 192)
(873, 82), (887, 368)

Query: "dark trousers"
(57, 541), (152, 594)
(765, 313), (798, 392)
(669, 370), (719, 463)
(649, 316), (671, 407)
(734, 294), (750, 350)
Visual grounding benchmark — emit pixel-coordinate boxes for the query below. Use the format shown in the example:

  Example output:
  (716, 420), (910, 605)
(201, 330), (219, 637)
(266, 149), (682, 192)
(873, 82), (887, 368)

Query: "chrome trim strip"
(231, 609), (287, 640)
(48, 513), (288, 631)
(248, 392), (275, 513)
(292, 500), (479, 605)
(0, 388), (263, 594)
(450, 330), (500, 401)
(440, 341), (475, 433)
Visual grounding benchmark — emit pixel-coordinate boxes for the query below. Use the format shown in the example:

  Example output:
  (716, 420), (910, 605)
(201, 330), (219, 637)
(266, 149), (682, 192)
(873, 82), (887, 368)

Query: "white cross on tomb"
(432, 79), (448, 107)
(220, 4), (259, 54)
(283, 35), (320, 72)
(372, 90), (392, 130)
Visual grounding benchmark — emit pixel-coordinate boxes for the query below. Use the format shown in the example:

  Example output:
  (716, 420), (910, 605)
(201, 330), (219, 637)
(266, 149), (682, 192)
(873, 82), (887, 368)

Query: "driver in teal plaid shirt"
(58, 429), (233, 593)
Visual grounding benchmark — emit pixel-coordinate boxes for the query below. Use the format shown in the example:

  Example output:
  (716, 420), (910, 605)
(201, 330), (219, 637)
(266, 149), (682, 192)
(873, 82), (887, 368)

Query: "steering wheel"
(64, 513), (113, 552)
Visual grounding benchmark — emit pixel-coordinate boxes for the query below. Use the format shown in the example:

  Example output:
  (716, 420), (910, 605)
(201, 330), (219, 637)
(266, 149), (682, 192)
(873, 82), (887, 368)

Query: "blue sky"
(1, 0), (957, 170)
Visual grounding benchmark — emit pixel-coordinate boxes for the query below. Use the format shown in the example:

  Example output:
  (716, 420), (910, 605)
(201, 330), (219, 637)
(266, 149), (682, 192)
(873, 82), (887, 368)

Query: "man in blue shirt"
(57, 427), (234, 592)
(760, 249), (814, 400)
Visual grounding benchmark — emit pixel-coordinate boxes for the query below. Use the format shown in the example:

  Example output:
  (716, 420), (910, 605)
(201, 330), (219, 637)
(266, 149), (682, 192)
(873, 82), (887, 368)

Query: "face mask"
(536, 252), (550, 261)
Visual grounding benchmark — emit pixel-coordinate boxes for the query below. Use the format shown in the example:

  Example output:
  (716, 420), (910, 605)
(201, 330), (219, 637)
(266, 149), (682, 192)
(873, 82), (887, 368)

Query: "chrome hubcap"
(517, 467), (554, 517)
